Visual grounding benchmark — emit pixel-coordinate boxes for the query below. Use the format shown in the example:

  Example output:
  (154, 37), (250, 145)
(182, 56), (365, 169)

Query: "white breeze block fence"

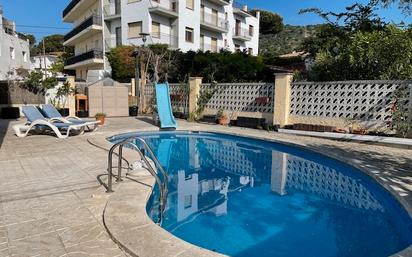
(141, 75), (411, 130)
(200, 82), (274, 119)
(289, 80), (412, 128)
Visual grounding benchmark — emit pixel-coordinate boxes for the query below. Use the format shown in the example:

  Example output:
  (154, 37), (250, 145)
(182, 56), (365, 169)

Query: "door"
(115, 27), (122, 47)
(212, 9), (218, 26)
(211, 37), (218, 53)
(235, 19), (241, 36)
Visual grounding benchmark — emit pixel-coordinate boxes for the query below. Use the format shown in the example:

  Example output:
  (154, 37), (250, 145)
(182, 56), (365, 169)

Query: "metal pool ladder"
(107, 136), (168, 223)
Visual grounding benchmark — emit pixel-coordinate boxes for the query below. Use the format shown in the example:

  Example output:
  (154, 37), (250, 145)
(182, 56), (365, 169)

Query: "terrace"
(0, 116), (411, 256)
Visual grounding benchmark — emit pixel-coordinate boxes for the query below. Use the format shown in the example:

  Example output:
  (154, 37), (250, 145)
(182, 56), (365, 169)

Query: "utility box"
(86, 78), (129, 117)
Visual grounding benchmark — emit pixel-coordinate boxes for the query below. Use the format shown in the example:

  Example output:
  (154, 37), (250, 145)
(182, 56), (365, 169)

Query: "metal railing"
(201, 13), (228, 31)
(64, 49), (103, 66)
(233, 27), (252, 40)
(148, 32), (178, 48)
(107, 136), (169, 224)
(149, 0), (179, 12)
(201, 43), (220, 53)
(64, 15), (102, 42)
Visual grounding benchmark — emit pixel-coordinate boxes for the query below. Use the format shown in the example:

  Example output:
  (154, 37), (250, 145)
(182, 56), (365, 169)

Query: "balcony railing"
(201, 43), (220, 53)
(148, 32), (178, 48)
(63, 0), (82, 18)
(64, 49), (103, 66)
(201, 13), (228, 31)
(233, 27), (252, 40)
(149, 0), (179, 17)
(64, 15), (102, 42)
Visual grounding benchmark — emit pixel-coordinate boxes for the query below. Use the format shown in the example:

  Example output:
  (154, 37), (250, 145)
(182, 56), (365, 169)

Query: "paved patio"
(0, 117), (411, 257)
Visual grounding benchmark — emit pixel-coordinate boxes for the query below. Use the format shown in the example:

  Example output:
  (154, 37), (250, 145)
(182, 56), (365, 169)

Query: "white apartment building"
(62, 0), (260, 81)
(0, 9), (31, 80)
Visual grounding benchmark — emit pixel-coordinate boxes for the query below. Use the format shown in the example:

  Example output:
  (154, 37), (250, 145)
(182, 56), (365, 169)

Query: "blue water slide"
(155, 83), (177, 129)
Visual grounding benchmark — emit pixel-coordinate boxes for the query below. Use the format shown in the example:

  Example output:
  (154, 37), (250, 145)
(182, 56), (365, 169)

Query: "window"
(186, 0), (194, 10)
(184, 195), (192, 209)
(249, 25), (254, 37)
(127, 0), (140, 3)
(224, 39), (228, 47)
(235, 44), (240, 52)
(128, 21), (142, 39)
(225, 12), (228, 20)
(248, 48), (253, 55)
(151, 22), (160, 38)
(22, 51), (27, 62)
(185, 27), (193, 43)
(211, 37), (218, 53)
(10, 47), (15, 60)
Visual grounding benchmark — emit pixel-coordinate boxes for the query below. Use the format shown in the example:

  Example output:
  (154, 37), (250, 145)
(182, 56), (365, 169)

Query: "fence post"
(188, 77), (202, 114)
(67, 76), (76, 117)
(273, 73), (293, 127)
(131, 78), (136, 97)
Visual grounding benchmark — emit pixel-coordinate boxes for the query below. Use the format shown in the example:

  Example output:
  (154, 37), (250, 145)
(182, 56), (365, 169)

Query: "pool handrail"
(107, 136), (168, 224)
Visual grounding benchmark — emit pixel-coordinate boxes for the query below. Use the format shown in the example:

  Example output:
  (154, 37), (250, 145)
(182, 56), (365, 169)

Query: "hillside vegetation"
(259, 25), (319, 56)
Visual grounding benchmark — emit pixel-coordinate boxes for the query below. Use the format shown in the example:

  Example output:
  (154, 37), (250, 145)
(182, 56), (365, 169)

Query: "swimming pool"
(109, 131), (412, 257)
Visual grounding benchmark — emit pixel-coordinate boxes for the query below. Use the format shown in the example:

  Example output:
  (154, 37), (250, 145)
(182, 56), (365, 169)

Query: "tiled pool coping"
(91, 125), (412, 257)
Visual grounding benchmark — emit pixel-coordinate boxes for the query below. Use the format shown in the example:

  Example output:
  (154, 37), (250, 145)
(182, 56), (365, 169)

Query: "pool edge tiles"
(105, 132), (410, 256)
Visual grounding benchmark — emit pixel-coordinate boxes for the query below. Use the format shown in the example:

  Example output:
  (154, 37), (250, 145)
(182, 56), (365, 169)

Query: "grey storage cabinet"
(86, 78), (129, 117)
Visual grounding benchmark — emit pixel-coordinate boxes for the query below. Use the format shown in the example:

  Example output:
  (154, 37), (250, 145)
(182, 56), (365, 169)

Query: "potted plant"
(216, 109), (230, 126)
(56, 81), (75, 116)
(95, 112), (106, 125)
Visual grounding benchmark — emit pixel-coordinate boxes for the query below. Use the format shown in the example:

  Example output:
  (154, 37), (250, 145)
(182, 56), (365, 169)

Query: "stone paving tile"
(6, 218), (57, 241)
(0, 243), (9, 257)
(0, 227), (7, 245)
(64, 239), (125, 257)
(8, 232), (66, 257)
(57, 222), (111, 248)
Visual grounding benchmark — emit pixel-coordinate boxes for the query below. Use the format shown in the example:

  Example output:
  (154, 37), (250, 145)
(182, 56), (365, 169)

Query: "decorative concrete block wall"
(200, 82), (275, 120)
(143, 83), (189, 114)
(142, 76), (410, 131)
(289, 81), (412, 128)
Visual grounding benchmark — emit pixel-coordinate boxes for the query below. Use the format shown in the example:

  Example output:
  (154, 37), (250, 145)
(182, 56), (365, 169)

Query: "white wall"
(0, 16), (31, 80)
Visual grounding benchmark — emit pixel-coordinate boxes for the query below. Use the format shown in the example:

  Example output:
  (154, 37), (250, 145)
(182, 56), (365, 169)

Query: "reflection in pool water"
(109, 132), (412, 257)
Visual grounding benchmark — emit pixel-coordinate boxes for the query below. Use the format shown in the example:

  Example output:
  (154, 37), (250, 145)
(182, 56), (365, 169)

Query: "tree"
(106, 45), (136, 82)
(376, 0), (412, 13)
(18, 33), (36, 47)
(251, 9), (284, 35)
(300, 2), (386, 32)
(31, 34), (72, 55)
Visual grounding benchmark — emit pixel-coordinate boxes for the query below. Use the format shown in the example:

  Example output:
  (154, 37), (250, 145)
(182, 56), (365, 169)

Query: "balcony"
(200, 43), (220, 53)
(104, 3), (121, 20)
(232, 2), (253, 18)
(63, 0), (97, 22)
(205, 0), (230, 6)
(148, 0), (178, 19)
(200, 13), (228, 33)
(64, 49), (104, 69)
(64, 15), (102, 46)
(148, 33), (178, 49)
(232, 28), (252, 41)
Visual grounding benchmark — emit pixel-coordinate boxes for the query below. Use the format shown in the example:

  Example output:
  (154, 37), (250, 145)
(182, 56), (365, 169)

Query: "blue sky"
(0, 0), (411, 41)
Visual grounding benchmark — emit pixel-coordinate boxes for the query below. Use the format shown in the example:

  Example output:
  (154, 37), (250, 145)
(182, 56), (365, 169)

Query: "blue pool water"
(109, 131), (412, 257)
